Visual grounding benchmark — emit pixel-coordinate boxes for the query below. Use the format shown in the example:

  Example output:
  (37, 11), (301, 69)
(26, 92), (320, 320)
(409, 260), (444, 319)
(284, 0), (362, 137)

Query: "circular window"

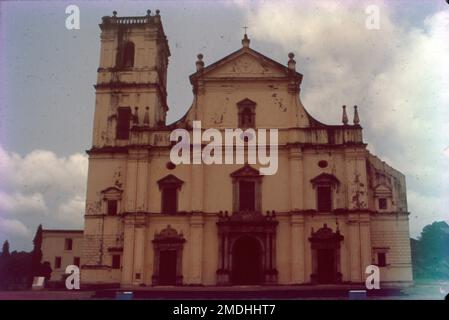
(166, 162), (176, 170)
(318, 160), (328, 168)
(240, 131), (254, 142)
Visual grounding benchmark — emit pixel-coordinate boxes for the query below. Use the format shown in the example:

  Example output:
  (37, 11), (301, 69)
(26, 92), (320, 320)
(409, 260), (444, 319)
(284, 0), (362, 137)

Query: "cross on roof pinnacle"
(242, 26), (250, 48)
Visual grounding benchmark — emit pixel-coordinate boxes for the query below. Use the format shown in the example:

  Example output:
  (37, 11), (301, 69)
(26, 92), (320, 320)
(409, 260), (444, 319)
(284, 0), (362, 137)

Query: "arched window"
(230, 164), (262, 213)
(241, 108), (253, 128)
(157, 174), (184, 214)
(100, 186), (123, 215)
(237, 98), (256, 128)
(310, 173), (340, 212)
(122, 41), (135, 68)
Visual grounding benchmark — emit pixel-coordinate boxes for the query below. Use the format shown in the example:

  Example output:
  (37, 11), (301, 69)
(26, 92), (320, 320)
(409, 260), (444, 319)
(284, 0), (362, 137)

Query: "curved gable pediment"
(310, 173), (340, 187)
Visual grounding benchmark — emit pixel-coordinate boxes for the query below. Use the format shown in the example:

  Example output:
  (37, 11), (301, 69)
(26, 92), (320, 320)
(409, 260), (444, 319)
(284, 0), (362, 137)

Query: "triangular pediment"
(157, 174), (184, 189)
(101, 186), (123, 194)
(374, 183), (392, 197)
(230, 164), (261, 178)
(190, 47), (302, 81)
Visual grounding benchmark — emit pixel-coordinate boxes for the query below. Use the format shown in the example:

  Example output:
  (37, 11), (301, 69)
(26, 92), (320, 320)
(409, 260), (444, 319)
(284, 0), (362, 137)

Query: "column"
(189, 214), (204, 284)
(359, 214), (372, 278)
(290, 214), (305, 283)
(191, 161), (204, 212)
(348, 214), (362, 282)
(217, 232), (230, 285)
(217, 232), (224, 270)
(132, 214), (146, 285)
(135, 149), (150, 211)
(289, 146), (303, 211)
(121, 216), (135, 285)
(124, 150), (138, 212)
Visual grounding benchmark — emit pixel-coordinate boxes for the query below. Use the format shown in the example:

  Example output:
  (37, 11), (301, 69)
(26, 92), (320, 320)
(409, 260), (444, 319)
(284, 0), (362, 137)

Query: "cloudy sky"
(0, 0), (448, 251)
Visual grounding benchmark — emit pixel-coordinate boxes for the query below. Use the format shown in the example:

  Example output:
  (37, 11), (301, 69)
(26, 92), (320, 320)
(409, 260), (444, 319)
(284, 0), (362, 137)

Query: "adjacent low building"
(41, 230), (83, 282)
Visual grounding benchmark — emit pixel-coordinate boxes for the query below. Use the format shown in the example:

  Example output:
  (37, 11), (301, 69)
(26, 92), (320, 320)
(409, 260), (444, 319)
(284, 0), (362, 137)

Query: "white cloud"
(0, 147), (87, 196)
(0, 217), (31, 238)
(0, 144), (88, 248)
(0, 191), (47, 215)
(444, 146), (449, 159)
(407, 191), (449, 238)
(57, 195), (85, 225)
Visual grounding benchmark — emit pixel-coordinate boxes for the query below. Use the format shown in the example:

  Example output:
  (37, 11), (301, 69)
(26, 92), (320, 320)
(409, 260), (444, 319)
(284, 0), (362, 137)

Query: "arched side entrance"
(152, 225), (185, 286)
(308, 224), (344, 284)
(231, 236), (263, 285)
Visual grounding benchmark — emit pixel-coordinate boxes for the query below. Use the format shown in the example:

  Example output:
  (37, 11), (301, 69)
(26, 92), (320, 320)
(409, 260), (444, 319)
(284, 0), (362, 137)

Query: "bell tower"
(92, 10), (170, 148)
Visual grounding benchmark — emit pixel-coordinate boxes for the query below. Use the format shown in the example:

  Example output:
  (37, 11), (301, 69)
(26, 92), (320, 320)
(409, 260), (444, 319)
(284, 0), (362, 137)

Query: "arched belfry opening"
(120, 41), (135, 68)
(152, 225), (185, 286)
(308, 224), (344, 284)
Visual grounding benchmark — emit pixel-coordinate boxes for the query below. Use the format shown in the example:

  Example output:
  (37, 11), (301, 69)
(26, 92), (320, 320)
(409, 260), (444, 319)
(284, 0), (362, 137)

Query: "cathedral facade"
(81, 11), (413, 287)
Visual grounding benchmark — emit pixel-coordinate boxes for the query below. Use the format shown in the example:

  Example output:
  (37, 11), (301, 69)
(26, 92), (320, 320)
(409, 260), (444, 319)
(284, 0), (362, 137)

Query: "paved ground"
(0, 282), (447, 300)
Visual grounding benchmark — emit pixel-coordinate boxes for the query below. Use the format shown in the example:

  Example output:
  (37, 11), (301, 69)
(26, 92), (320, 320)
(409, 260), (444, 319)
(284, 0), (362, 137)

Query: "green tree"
(40, 261), (52, 281)
(1, 240), (10, 258)
(0, 240), (11, 288)
(411, 221), (449, 280)
(31, 225), (43, 275)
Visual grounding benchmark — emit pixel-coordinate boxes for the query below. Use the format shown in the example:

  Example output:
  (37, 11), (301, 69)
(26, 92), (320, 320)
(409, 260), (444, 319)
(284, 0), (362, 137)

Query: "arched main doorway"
(158, 250), (177, 285)
(231, 236), (262, 285)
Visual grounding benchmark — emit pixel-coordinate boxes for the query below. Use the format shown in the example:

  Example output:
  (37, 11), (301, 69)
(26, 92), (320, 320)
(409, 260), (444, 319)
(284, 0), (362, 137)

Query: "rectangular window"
(116, 107), (131, 139)
(65, 238), (73, 251)
(55, 256), (62, 269)
(317, 186), (332, 211)
(73, 257), (80, 267)
(239, 181), (255, 211)
(378, 198), (387, 210)
(107, 200), (118, 215)
(377, 252), (387, 267)
(112, 255), (121, 269)
(162, 187), (177, 214)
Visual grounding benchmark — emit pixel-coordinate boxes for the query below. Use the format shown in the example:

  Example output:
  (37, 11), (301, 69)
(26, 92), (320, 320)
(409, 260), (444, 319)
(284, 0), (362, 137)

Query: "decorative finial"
(155, 9), (160, 16)
(143, 106), (149, 125)
(196, 53), (204, 72)
(288, 52), (296, 71)
(147, 9), (151, 16)
(342, 105), (348, 125)
(112, 11), (117, 17)
(242, 27), (250, 48)
(353, 105), (360, 125)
